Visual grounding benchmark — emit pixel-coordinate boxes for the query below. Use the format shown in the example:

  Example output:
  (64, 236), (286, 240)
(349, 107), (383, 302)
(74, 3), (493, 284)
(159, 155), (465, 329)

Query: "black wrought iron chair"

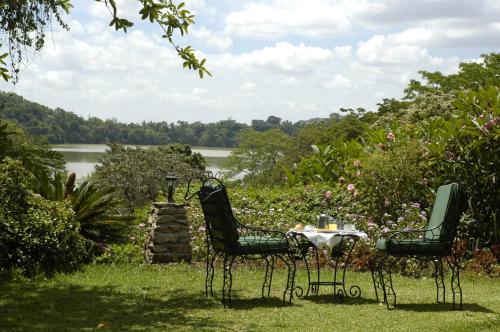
(189, 178), (297, 307)
(372, 183), (464, 309)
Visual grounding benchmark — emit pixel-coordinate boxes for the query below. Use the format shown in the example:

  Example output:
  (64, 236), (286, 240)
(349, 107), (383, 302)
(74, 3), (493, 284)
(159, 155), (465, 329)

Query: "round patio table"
(288, 228), (368, 302)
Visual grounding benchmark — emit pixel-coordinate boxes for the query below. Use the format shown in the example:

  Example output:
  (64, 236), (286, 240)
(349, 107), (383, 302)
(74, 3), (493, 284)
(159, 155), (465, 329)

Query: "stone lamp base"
(145, 202), (192, 264)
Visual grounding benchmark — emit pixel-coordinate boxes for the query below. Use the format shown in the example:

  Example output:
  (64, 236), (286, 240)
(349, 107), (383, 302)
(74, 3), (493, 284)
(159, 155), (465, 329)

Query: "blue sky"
(1, 0), (499, 124)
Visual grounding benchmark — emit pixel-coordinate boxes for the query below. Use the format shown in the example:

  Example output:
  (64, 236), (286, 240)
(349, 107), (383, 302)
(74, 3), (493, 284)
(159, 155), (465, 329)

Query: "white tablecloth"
(288, 229), (368, 255)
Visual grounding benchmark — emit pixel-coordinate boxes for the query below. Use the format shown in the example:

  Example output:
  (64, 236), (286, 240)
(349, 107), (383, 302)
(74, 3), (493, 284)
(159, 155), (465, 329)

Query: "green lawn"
(1, 263), (498, 331)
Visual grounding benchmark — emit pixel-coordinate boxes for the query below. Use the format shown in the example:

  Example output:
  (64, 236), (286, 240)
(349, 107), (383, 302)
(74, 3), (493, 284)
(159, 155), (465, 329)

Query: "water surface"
(52, 144), (232, 178)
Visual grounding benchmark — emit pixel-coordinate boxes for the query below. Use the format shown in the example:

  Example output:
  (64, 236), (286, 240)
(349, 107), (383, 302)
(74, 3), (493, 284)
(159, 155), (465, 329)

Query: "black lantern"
(165, 173), (178, 203)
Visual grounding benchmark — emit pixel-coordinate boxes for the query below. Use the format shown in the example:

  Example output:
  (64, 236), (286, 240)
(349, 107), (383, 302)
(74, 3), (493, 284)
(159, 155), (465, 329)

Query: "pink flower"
(382, 227), (390, 233)
(347, 184), (355, 193)
(324, 191), (332, 200)
(387, 132), (395, 141)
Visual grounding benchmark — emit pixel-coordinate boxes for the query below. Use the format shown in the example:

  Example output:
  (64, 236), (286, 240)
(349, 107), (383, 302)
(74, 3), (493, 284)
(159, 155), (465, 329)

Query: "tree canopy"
(0, 0), (210, 82)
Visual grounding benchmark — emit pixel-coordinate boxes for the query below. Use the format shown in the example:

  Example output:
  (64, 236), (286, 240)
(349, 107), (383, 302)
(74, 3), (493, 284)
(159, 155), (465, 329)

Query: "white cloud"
(191, 26), (233, 50)
(38, 70), (77, 89)
(88, 0), (142, 20)
(214, 42), (334, 75)
(225, 0), (350, 39)
(354, 0), (492, 26)
(324, 75), (355, 89)
(2, 0), (499, 125)
(355, 33), (442, 66)
(241, 82), (257, 91)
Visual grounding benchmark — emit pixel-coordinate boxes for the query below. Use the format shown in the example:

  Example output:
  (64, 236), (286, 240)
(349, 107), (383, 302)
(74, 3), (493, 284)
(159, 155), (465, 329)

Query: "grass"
(0, 263), (499, 331)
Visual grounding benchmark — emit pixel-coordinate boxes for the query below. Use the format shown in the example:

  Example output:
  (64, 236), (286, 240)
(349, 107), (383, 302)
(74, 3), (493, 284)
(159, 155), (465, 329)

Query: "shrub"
(92, 204), (151, 265)
(0, 158), (90, 276)
(92, 144), (206, 211)
(423, 87), (500, 247)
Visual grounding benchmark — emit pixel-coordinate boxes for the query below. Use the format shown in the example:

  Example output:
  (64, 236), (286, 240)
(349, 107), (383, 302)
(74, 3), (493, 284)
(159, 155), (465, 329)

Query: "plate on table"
(340, 229), (358, 233)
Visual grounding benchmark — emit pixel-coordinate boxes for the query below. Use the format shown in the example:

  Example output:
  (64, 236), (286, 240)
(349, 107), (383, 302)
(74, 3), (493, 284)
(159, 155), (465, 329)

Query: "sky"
(1, 0), (500, 124)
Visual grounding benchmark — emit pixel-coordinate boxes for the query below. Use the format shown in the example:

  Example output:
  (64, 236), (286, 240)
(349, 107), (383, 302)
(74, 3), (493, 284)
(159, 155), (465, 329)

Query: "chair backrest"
(197, 179), (239, 253)
(424, 183), (462, 243)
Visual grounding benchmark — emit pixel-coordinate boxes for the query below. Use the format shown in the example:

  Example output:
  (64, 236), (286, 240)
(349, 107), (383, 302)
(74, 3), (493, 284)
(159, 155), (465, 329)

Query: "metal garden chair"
(187, 177), (297, 307)
(372, 183), (465, 309)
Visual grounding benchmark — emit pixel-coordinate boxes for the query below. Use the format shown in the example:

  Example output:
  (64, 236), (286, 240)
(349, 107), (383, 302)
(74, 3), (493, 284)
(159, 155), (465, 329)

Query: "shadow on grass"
(229, 297), (291, 309)
(0, 283), (229, 331)
(302, 294), (379, 305)
(396, 302), (496, 313)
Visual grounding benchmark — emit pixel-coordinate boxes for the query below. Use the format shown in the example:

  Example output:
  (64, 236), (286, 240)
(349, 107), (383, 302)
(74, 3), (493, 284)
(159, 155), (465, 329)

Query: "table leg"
(338, 236), (361, 299)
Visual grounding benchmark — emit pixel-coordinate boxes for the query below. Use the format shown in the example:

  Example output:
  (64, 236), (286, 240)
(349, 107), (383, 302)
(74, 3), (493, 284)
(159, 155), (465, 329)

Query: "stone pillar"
(145, 202), (192, 264)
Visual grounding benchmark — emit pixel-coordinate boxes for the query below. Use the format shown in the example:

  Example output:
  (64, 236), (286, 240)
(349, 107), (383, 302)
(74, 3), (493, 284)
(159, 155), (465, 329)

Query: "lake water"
(51, 144), (232, 179)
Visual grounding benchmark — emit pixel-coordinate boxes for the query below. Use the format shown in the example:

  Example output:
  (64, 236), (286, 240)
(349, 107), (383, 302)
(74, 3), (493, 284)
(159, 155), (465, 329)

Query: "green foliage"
(0, 0), (70, 82)
(404, 53), (500, 99)
(377, 98), (412, 115)
(422, 87), (500, 245)
(222, 129), (292, 185)
(0, 119), (66, 198)
(0, 0), (209, 81)
(0, 158), (89, 276)
(289, 141), (364, 184)
(1, 92), (307, 147)
(69, 180), (136, 244)
(354, 138), (432, 225)
(93, 203), (152, 264)
(92, 144), (205, 210)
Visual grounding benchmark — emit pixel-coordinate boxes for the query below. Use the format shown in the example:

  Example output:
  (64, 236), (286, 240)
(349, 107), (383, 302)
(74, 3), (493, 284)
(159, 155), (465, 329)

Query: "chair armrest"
(236, 220), (287, 239)
(380, 228), (426, 241)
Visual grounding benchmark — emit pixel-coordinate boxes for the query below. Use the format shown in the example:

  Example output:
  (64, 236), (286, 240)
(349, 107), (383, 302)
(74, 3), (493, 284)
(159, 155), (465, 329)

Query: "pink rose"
(324, 191), (332, 200)
(347, 184), (355, 193)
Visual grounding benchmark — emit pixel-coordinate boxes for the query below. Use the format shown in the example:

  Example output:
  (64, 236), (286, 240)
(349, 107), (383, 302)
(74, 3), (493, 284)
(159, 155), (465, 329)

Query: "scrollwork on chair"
(371, 183), (464, 310)
(191, 177), (297, 307)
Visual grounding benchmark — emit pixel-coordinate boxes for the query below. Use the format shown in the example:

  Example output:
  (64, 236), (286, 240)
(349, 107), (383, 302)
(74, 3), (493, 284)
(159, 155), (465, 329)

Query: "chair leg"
(278, 253), (296, 304)
(371, 253), (384, 303)
(262, 255), (275, 298)
(379, 255), (397, 309)
(206, 250), (217, 297)
(433, 257), (446, 303)
(446, 255), (463, 310)
(222, 254), (235, 308)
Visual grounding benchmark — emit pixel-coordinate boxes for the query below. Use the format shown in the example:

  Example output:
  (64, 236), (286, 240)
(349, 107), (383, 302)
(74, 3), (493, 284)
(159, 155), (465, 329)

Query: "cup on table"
(328, 223), (338, 231)
(344, 223), (356, 231)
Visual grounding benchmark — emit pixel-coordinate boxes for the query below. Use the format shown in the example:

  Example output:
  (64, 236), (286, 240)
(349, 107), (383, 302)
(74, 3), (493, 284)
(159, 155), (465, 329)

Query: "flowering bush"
(353, 139), (432, 227)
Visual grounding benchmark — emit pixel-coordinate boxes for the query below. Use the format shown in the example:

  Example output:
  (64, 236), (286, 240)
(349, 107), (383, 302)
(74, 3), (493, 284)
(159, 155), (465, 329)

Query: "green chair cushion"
(235, 235), (289, 255)
(376, 238), (448, 256)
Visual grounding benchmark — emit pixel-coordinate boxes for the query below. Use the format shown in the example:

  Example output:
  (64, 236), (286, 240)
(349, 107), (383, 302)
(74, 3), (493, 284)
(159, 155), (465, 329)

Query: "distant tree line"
(0, 91), (326, 147)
